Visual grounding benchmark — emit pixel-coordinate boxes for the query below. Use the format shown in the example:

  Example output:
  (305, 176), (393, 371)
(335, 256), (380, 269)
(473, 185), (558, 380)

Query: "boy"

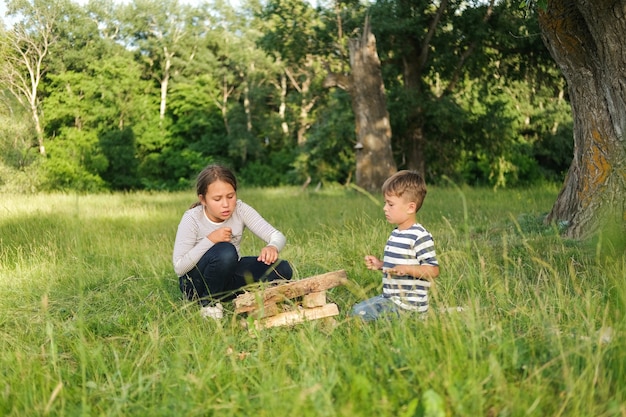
(352, 170), (439, 321)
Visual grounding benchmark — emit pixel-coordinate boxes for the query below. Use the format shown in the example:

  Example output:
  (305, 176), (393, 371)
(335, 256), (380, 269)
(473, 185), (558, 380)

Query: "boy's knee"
(351, 304), (371, 320)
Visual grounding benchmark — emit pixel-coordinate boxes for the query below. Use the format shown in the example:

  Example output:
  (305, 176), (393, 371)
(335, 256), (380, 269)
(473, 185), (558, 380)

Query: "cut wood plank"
(234, 270), (348, 314)
(247, 303), (340, 329)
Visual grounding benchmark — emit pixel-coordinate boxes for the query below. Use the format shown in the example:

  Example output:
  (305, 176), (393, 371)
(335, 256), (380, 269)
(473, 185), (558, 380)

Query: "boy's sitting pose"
(352, 170), (439, 321)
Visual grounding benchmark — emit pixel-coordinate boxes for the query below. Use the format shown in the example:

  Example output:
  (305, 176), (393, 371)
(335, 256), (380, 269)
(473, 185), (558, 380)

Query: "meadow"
(0, 184), (624, 416)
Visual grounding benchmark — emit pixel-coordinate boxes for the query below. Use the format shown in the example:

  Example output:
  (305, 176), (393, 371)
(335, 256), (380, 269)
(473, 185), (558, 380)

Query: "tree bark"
(538, 1), (626, 239)
(348, 16), (396, 192)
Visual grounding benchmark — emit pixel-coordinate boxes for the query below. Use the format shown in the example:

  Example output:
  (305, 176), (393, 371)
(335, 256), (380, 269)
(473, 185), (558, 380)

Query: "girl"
(173, 164), (293, 319)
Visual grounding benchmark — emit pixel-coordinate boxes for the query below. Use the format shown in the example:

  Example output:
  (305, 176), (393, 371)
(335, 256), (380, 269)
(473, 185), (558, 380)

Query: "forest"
(0, 0), (573, 192)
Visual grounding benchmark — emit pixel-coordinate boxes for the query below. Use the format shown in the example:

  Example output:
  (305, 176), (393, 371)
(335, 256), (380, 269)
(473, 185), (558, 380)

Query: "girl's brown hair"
(190, 164), (237, 209)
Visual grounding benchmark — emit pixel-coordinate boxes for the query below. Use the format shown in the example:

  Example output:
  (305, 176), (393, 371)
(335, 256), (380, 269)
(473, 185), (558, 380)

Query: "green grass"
(0, 185), (624, 416)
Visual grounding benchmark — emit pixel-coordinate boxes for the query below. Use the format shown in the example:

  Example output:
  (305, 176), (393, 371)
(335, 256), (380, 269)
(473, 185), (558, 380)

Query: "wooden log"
(248, 303), (340, 329)
(302, 291), (327, 308)
(234, 270), (348, 314)
(249, 303), (279, 319)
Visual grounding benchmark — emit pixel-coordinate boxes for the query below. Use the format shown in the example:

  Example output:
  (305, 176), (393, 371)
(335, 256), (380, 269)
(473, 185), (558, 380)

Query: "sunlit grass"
(0, 184), (624, 416)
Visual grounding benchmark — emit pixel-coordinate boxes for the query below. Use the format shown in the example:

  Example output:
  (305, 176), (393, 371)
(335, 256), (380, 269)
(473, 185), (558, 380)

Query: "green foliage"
(153, 75), (232, 189)
(99, 127), (141, 190)
(256, 0), (325, 63)
(0, 102), (37, 169)
(44, 50), (158, 190)
(372, 0), (571, 188)
(0, 187), (623, 416)
(0, 99), (43, 192)
(238, 146), (296, 186)
(520, 0), (548, 11)
(1, 0), (573, 193)
(0, 159), (43, 193)
(139, 148), (208, 191)
(294, 89), (356, 184)
(41, 131), (107, 192)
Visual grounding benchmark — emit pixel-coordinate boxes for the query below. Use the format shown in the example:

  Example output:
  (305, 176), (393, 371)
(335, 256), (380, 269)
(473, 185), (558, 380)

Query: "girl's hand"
(208, 227), (232, 243)
(258, 245), (278, 265)
(364, 255), (383, 270)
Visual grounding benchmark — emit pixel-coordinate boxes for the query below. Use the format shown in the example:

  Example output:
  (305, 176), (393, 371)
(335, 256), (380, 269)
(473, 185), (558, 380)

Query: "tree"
(324, 16), (396, 191)
(44, 51), (155, 190)
(537, 1), (626, 239)
(118, 0), (202, 123)
(0, 0), (67, 155)
(257, 0), (327, 147)
(369, 0), (497, 179)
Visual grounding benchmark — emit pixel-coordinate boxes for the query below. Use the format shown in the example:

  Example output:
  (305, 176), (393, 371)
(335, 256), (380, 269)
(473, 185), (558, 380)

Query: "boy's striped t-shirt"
(382, 224), (438, 312)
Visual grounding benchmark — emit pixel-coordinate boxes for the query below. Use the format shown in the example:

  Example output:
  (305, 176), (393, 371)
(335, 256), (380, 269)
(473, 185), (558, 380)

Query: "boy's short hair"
(382, 170), (427, 211)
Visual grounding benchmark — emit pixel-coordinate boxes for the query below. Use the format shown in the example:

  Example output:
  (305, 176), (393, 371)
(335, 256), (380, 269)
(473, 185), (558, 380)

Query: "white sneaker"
(200, 303), (224, 320)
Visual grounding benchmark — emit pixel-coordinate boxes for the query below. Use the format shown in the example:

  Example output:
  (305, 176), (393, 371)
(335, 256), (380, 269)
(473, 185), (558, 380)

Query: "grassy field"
(0, 184), (624, 416)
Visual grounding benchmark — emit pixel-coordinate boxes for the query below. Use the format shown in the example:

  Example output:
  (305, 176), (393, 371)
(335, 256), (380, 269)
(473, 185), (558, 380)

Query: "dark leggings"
(179, 242), (293, 306)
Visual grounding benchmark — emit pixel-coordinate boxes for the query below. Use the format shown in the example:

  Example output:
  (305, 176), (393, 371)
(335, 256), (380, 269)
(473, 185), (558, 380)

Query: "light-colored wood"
(234, 270), (348, 314)
(302, 291), (327, 308)
(247, 303), (340, 329)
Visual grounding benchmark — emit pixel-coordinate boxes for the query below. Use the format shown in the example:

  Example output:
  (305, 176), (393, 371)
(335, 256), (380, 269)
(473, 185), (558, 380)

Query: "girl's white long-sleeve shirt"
(172, 200), (286, 276)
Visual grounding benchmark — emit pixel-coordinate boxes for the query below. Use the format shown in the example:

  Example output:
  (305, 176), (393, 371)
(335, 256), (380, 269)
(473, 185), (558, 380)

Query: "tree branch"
(443, 0), (495, 95)
(418, 0), (449, 69)
(322, 71), (352, 91)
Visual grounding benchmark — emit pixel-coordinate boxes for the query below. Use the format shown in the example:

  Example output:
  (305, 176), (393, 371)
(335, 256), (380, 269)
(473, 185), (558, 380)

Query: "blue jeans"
(351, 295), (402, 321)
(179, 242), (293, 306)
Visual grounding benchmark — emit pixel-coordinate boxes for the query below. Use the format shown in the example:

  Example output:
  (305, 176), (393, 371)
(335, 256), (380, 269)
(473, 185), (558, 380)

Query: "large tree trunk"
(407, 124), (426, 176)
(538, 1), (626, 239)
(401, 42), (426, 176)
(348, 17), (396, 192)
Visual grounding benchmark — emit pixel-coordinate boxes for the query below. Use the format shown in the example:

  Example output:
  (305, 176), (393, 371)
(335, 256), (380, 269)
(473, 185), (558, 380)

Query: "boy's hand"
(364, 255), (383, 271)
(385, 266), (405, 276)
(385, 264), (440, 279)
